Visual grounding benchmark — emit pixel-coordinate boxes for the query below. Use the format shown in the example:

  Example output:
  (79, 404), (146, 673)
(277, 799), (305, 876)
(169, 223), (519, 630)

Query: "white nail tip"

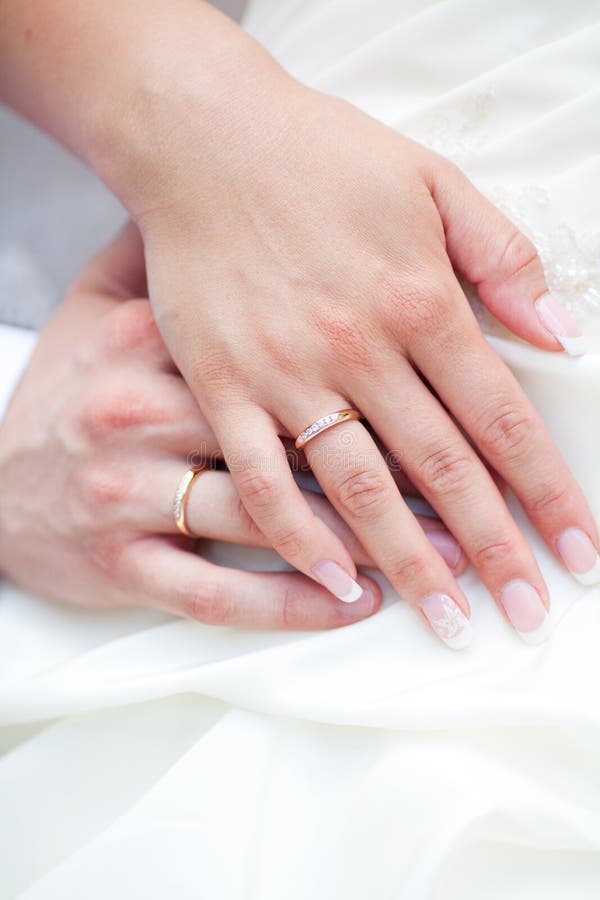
(421, 593), (474, 650)
(338, 581), (364, 604)
(535, 294), (587, 357)
(570, 554), (600, 587)
(444, 618), (474, 650)
(558, 334), (587, 357)
(516, 614), (553, 646)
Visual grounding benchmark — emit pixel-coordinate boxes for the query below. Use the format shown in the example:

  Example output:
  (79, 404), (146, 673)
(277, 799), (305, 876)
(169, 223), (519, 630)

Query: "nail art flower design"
(432, 595), (468, 641)
(420, 593), (473, 650)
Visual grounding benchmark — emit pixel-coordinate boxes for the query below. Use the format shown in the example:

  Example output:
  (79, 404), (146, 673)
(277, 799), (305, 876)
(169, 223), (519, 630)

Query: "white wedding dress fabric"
(1, 1), (600, 897)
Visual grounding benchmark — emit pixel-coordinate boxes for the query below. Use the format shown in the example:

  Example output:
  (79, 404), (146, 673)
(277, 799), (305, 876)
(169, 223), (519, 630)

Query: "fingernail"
(419, 592), (473, 650)
(535, 292), (586, 357)
(312, 560), (363, 603)
(556, 527), (600, 586)
(499, 579), (550, 645)
(427, 530), (462, 569)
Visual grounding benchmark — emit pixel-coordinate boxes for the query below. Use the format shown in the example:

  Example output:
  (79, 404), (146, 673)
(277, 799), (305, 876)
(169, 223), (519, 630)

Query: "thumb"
(428, 158), (586, 357)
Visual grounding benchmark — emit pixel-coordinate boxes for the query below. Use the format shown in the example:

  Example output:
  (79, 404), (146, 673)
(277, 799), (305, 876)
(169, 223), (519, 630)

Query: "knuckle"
(309, 303), (372, 369)
(187, 349), (242, 397)
(272, 521), (312, 558)
(527, 479), (571, 516)
(237, 471), (277, 510)
(386, 553), (431, 588)
(179, 580), (228, 625)
(87, 532), (128, 578)
(77, 388), (155, 440)
(478, 402), (537, 460)
(416, 445), (474, 495)
(101, 301), (159, 355)
(335, 468), (390, 520)
(377, 267), (452, 340)
(230, 493), (265, 543)
(496, 227), (539, 280)
(421, 278), (460, 327)
(471, 535), (520, 569)
(281, 584), (310, 628)
(76, 464), (132, 511)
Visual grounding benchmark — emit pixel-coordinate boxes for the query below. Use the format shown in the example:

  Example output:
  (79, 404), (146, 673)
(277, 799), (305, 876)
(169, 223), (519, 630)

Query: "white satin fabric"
(0, 326), (37, 420)
(2, 2), (600, 897)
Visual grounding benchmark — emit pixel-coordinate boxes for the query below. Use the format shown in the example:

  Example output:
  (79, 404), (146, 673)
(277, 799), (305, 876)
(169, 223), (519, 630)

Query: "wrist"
(0, 0), (295, 221)
(87, 5), (297, 221)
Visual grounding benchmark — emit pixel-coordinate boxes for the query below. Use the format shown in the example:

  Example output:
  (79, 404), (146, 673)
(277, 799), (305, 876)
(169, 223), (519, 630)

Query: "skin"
(0, 0), (598, 640)
(0, 224), (469, 629)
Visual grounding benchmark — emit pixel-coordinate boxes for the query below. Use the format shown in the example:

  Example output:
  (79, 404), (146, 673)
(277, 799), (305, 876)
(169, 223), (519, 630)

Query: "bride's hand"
(0, 225), (469, 629)
(118, 35), (597, 645)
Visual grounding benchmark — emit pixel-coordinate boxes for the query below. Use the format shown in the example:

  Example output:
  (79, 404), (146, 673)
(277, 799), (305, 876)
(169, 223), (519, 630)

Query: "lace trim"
(486, 185), (600, 322)
(407, 84), (498, 162)
(404, 85), (600, 323)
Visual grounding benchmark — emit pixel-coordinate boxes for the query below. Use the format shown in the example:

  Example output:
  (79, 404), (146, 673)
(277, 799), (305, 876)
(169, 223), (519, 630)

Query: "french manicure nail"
(312, 560), (363, 603)
(556, 527), (600, 586)
(419, 592), (473, 650)
(535, 292), (586, 357)
(499, 579), (550, 645)
(427, 530), (462, 569)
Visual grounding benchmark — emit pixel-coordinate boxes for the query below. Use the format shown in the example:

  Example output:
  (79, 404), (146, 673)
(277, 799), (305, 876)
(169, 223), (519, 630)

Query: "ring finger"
(277, 403), (474, 649)
(139, 461), (469, 574)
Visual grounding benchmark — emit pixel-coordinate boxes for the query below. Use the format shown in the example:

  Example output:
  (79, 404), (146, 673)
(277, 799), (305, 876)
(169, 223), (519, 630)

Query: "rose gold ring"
(295, 408), (361, 450)
(172, 466), (207, 537)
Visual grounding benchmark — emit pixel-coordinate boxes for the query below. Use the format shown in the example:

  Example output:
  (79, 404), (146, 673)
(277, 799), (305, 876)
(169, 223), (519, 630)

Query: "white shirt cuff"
(0, 324), (38, 421)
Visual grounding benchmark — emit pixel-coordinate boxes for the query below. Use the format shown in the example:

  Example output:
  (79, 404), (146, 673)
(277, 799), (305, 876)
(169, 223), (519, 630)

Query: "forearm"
(0, 0), (289, 215)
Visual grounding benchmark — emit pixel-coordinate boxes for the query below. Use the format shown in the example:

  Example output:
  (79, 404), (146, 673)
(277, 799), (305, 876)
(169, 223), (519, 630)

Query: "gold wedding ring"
(172, 466), (207, 537)
(295, 408), (361, 450)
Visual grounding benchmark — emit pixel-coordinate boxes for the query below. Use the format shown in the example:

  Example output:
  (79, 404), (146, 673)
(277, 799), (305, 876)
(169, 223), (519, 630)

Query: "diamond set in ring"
(172, 467), (207, 537)
(297, 412), (342, 444)
(172, 483), (187, 521)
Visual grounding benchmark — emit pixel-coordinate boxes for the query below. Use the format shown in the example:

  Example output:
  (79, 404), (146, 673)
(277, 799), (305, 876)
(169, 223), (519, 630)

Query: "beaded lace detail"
(406, 84), (499, 162)
(403, 84), (600, 327)
(487, 185), (600, 323)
